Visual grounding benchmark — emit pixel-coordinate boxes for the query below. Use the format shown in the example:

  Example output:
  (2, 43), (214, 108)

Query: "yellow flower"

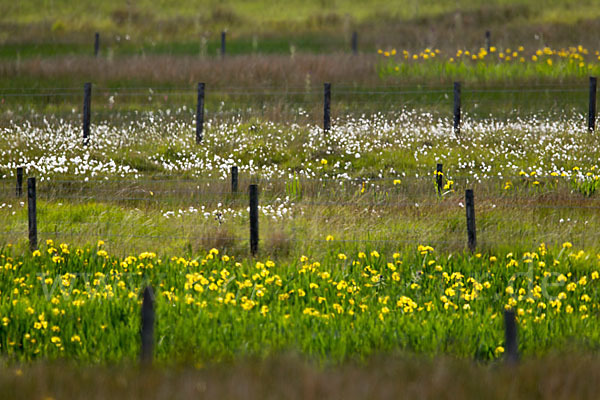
(562, 242), (572, 249)
(320, 159), (328, 165)
(32, 250), (41, 257)
(260, 305), (269, 316)
(325, 235), (334, 241)
(71, 335), (81, 343)
(565, 305), (574, 314)
(393, 179), (401, 185)
(495, 346), (505, 355)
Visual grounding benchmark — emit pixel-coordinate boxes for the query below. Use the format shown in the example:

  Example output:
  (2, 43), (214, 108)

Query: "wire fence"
(0, 173), (598, 255)
(2, 80), (598, 251)
(0, 82), (594, 126)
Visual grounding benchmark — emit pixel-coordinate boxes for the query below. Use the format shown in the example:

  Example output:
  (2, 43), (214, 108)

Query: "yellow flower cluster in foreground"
(0, 240), (599, 361)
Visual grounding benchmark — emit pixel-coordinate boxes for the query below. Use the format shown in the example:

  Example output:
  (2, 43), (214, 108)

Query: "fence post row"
(83, 82), (92, 146)
(231, 166), (239, 193)
(249, 184), (259, 255)
(436, 163), (443, 195)
(221, 31), (226, 57)
(465, 189), (476, 251)
(453, 82), (461, 136)
(94, 32), (100, 57)
(27, 177), (37, 252)
(589, 76), (597, 132)
(196, 82), (205, 144)
(352, 31), (358, 55)
(324, 83), (331, 133)
(140, 285), (155, 365)
(16, 167), (23, 197)
(504, 309), (519, 364)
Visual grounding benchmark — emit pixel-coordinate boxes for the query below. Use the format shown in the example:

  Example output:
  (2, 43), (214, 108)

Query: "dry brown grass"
(3, 353), (600, 399)
(1, 54), (380, 87)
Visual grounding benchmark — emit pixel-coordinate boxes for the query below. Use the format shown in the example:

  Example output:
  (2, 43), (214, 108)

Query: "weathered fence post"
(436, 163), (443, 195)
(16, 167), (23, 197)
(351, 31), (358, 55)
(465, 189), (476, 251)
(83, 82), (92, 146)
(231, 166), (238, 193)
(324, 83), (331, 133)
(453, 82), (461, 136)
(196, 82), (205, 143)
(94, 32), (100, 57)
(249, 184), (259, 255)
(221, 31), (226, 57)
(27, 177), (37, 252)
(589, 76), (597, 132)
(140, 285), (155, 365)
(504, 309), (519, 364)
(485, 31), (491, 53)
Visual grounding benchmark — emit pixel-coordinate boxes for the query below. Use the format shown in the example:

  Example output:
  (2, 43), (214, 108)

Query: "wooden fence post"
(140, 285), (155, 365)
(196, 82), (205, 143)
(453, 82), (461, 136)
(16, 167), (23, 197)
(589, 76), (597, 132)
(231, 166), (238, 193)
(465, 189), (476, 251)
(504, 309), (519, 364)
(324, 83), (331, 133)
(27, 177), (37, 252)
(436, 163), (443, 196)
(94, 32), (100, 57)
(352, 31), (358, 55)
(249, 184), (258, 255)
(485, 31), (491, 53)
(83, 82), (92, 146)
(221, 31), (226, 57)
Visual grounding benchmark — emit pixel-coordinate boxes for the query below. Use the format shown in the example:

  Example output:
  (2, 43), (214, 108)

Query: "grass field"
(3, 0), (600, 57)
(4, 0), (600, 397)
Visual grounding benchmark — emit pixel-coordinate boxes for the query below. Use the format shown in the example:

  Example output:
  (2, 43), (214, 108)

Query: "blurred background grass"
(2, 0), (600, 57)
